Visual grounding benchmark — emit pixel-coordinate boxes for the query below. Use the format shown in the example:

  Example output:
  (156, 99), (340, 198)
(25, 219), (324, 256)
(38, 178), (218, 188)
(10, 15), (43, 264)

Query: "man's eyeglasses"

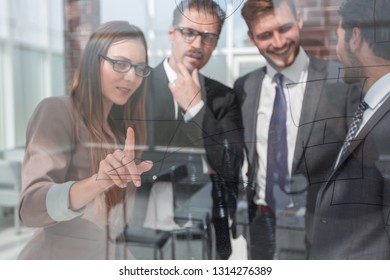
(99, 55), (152, 77)
(174, 25), (219, 46)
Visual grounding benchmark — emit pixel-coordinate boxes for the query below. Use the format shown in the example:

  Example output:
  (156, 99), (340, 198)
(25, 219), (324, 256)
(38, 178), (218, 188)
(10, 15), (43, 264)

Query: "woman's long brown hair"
(70, 21), (148, 212)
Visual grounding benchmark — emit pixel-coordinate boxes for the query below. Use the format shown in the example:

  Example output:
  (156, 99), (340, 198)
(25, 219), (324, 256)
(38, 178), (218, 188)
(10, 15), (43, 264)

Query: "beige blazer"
(18, 96), (135, 259)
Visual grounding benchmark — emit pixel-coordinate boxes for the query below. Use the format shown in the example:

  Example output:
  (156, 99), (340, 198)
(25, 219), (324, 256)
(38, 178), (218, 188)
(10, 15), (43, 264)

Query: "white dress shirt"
(334, 72), (390, 166)
(254, 47), (309, 206)
(358, 72), (390, 132)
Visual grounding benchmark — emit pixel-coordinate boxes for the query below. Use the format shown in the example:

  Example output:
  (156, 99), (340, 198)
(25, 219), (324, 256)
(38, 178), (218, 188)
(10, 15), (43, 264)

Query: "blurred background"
(0, 0), (342, 259)
(0, 0), (342, 151)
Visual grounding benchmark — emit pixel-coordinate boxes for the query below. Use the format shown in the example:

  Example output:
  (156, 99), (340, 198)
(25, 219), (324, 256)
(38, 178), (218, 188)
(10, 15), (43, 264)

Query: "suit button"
(320, 219), (327, 224)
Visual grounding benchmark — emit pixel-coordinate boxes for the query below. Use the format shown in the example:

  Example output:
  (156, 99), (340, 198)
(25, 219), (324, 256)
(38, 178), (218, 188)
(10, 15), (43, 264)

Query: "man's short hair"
(241, 0), (297, 30)
(172, 0), (226, 33)
(339, 0), (390, 60)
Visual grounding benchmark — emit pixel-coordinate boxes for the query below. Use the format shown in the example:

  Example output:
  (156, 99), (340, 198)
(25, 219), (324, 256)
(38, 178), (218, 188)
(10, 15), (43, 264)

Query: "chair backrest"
(2, 147), (25, 162)
(0, 159), (21, 188)
(0, 159), (22, 207)
(140, 147), (207, 184)
(153, 163), (188, 209)
(152, 163), (188, 183)
(170, 164), (188, 184)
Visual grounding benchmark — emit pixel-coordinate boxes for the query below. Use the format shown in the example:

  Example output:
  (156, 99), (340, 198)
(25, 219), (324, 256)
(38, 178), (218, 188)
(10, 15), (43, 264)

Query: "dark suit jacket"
(146, 61), (244, 184)
(234, 55), (359, 227)
(308, 93), (390, 259)
(146, 62), (204, 148)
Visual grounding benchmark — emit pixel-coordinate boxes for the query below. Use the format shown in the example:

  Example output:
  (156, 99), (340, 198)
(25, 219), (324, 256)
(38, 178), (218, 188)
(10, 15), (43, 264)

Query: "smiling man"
(234, 0), (359, 259)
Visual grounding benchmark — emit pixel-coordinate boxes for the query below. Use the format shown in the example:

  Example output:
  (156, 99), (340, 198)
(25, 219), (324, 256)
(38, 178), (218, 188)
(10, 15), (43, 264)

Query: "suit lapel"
(242, 68), (265, 168)
(199, 73), (206, 99)
(151, 62), (176, 120)
(333, 94), (390, 171)
(293, 57), (327, 172)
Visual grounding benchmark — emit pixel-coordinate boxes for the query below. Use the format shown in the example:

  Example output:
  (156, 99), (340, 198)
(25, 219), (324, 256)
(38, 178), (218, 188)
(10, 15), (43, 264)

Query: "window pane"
(0, 0), (7, 38)
(48, 0), (64, 52)
(153, 0), (176, 51)
(13, 48), (45, 147)
(201, 53), (227, 85)
(51, 54), (65, 96)
(233, 4), (250, 47)
(0, 43), (4, 149)
(12, 0), (49, 47)
(100, 0), (147, 31)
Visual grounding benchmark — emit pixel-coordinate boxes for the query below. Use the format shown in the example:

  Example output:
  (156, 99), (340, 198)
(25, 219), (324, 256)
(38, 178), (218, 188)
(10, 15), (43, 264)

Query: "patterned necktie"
(339, 100), (368, 158)
(265, 73), (290, 211)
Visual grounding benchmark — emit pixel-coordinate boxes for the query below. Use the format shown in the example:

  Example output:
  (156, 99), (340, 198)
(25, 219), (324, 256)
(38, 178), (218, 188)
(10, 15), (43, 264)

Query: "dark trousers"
(249, 206), (276, 260)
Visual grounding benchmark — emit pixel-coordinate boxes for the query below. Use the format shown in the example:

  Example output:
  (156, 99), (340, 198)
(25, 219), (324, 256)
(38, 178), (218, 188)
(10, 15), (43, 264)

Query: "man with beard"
(308, 0), (390, 259)
(143, 0), (243, 260)
(234, 0), (358, 259)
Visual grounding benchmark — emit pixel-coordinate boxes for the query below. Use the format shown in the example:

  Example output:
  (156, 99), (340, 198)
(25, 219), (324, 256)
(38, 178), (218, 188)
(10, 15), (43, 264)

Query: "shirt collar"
(163, 57), (177, 83)
(364, 72), (390, 110)
(266, 47), (309, 83)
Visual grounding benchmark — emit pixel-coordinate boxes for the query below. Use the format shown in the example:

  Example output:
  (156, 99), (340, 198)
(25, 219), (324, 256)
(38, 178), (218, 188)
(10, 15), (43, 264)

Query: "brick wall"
(296, 0), (343, 60)
(63, 0), (100, 94)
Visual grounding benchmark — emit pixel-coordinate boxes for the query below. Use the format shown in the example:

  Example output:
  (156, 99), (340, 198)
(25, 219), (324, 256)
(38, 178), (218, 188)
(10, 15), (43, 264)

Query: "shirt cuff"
(46, 181), (85, 222)
(182, 100), (204, 122)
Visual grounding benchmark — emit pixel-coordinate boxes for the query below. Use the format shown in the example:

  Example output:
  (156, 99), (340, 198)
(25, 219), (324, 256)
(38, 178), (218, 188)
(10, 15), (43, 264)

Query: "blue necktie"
(265, 73), (290, 211)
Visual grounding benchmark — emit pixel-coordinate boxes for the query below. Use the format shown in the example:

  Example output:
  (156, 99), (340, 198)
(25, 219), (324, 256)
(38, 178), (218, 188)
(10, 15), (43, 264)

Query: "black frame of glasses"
(173, 25), (219, 45)
(99, 54), (152, 77)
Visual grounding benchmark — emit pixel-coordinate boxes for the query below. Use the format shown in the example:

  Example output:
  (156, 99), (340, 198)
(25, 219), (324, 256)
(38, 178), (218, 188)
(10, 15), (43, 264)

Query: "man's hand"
(168, 62), (202, 112)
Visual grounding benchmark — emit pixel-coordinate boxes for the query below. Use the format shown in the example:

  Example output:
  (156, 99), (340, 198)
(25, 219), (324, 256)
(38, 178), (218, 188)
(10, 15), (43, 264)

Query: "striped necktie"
(339, 100), (368, 158)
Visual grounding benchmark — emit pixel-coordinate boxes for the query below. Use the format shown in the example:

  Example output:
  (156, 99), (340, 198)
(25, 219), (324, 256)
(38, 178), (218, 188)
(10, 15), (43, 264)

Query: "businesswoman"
(18, 21), (153, 259)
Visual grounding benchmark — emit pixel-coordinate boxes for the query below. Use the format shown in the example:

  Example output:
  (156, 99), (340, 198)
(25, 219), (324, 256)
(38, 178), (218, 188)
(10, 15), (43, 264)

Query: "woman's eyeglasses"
(100, 55), (152, 77)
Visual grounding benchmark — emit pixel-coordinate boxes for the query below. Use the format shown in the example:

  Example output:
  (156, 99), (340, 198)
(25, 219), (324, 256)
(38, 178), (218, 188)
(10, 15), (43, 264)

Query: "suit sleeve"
(20, 97), (83, 227)
(203, 82), (244, 184)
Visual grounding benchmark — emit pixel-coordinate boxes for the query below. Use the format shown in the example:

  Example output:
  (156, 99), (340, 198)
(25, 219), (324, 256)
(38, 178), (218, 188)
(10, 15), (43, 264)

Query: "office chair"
(0, 159), (22, 234)
(119, 164), (188, 260)
(170, 164), (212, 259)
(121, 162), (212, 260)
(120, 225), (172, 260)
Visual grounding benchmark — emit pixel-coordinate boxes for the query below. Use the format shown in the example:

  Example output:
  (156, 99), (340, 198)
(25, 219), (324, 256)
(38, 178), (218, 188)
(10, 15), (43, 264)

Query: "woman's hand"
(98, 127), (153, 188)
(70, 127), (153, 211)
